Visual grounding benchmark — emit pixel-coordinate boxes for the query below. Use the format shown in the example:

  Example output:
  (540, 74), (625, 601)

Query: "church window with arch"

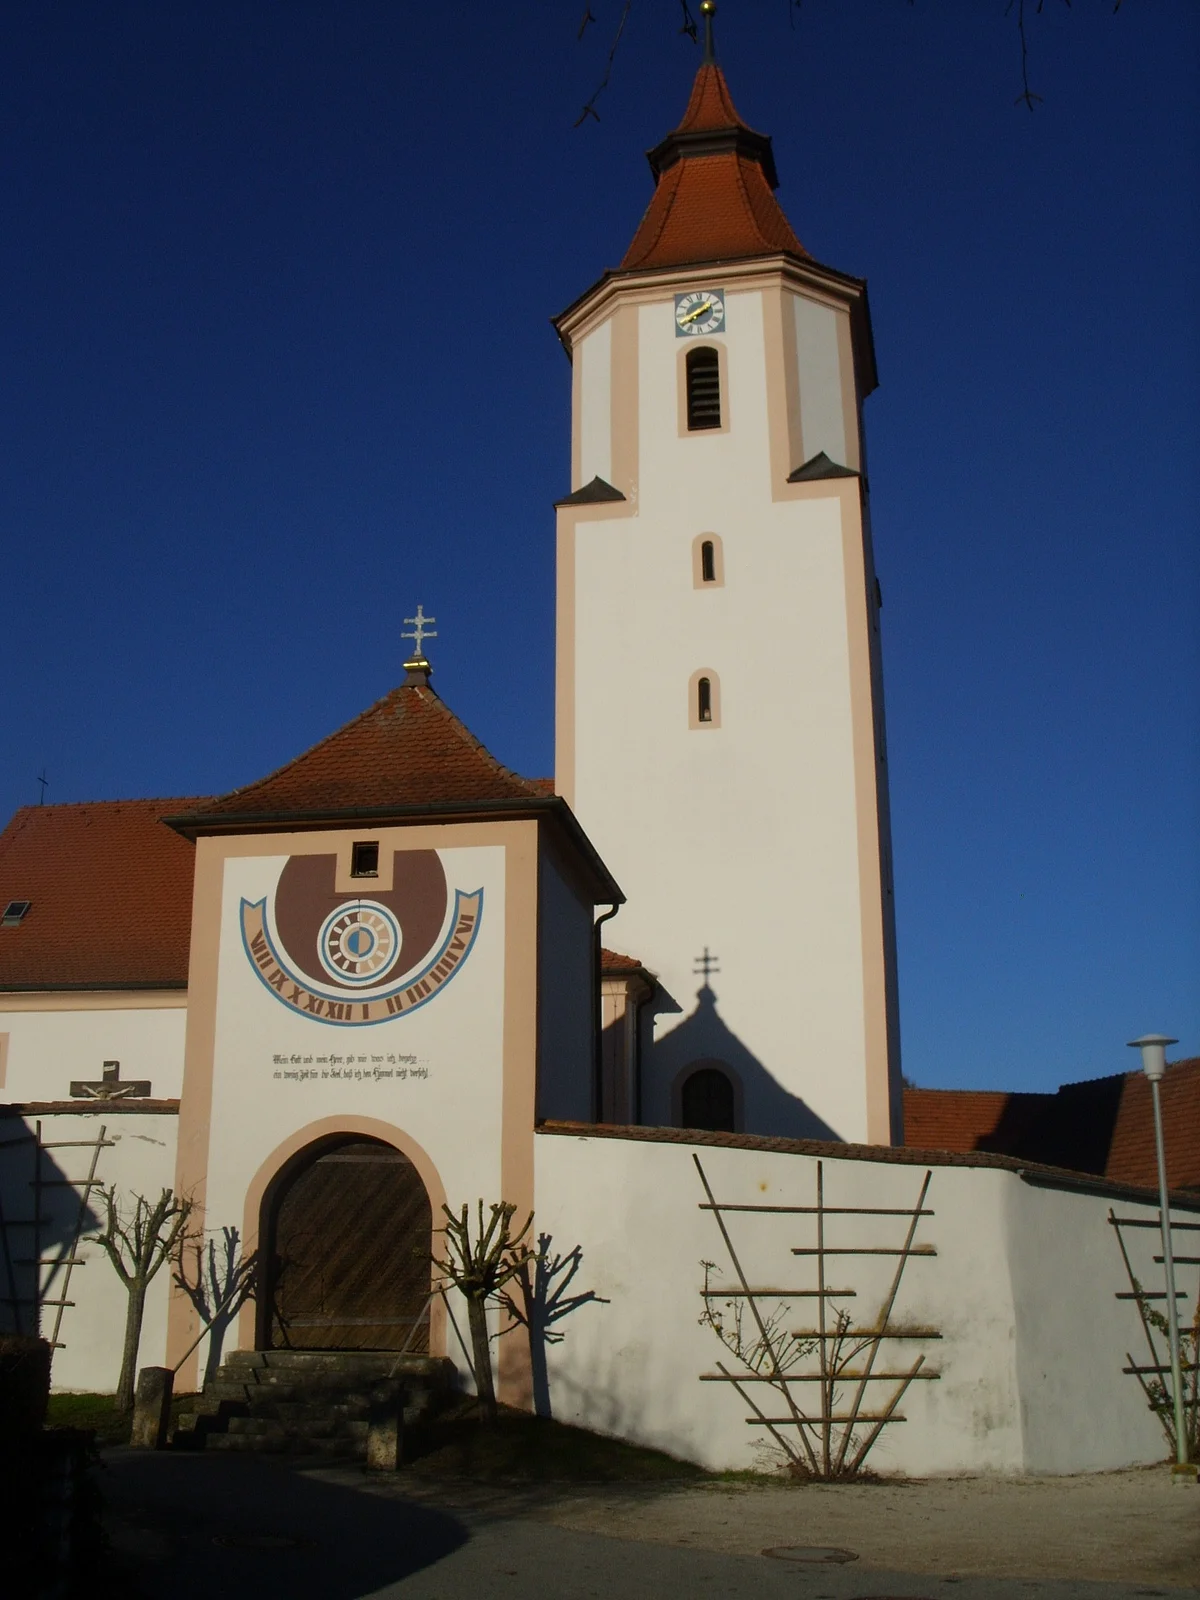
(679, 1064), (738, 1133)
(689, 667), (721, 729)
(693, 532), (724, 587)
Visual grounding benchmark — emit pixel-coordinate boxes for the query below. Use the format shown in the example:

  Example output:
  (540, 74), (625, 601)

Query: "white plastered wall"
(0, 1004), (187, 1103)
(532, 1130), (1171, 1475)
(567, 286), (875, 1142)
(0, 1108), (180, 1392)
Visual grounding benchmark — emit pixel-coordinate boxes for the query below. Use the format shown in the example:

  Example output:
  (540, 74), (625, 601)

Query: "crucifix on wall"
(69, 1059), (152, 1101)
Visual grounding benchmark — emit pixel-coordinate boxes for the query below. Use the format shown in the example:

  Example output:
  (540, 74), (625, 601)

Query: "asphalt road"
(99, 1450), (1199, 1600)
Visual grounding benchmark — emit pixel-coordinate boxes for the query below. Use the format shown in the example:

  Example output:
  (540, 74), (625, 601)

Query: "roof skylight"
(2, 900), (31, 926)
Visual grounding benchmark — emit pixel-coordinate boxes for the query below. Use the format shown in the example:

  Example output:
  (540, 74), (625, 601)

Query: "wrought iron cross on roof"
(694, 947), (720, 982)
(402, 605), (437, 661)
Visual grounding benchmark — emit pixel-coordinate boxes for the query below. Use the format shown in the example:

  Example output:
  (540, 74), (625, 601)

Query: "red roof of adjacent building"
(0, 682), (618, 992)
(176, 679), (546, 827)
(0, 799), (201, 990)
(620, 62), (808, 272)
(904, 1059), (1200, 1193)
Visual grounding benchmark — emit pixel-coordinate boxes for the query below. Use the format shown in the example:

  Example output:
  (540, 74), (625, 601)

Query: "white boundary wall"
(0, 1109), (180, 1393)
(534, 1128), (1189, 1475)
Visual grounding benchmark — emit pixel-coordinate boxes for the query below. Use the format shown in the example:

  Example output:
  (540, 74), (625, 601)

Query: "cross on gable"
(402, 604), (437, 662)
(693, 946), (720, 981)
(69, 1059), (152, 1101)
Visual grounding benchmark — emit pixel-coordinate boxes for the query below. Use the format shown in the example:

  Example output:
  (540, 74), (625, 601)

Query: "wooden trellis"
(1108, 1207), (1200, 1460)
(0, 1120), (111, 1349)
(695, 1154), (940, 1478)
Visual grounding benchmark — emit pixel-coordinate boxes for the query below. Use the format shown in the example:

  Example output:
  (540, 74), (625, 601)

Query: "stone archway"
(259, 1135), (432, 1352)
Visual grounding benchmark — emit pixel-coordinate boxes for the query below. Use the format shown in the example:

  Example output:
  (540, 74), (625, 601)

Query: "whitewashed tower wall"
(556, 253), (901, 1144)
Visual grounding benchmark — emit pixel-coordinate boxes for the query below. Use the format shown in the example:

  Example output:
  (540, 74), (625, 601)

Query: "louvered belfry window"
(686, 346), (721, 430)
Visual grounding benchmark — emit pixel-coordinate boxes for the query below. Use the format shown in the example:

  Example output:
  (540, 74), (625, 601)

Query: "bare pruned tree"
(433, 1201), (533, 1424)
(91, 1186), (193, 1411)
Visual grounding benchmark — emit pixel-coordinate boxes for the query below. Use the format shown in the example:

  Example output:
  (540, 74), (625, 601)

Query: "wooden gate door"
(266, 1139), (432, 1351)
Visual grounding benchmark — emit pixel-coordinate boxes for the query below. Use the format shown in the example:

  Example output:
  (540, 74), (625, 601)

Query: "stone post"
(130, 1366), (174, 1450)
(365, 1385), (403, 1472)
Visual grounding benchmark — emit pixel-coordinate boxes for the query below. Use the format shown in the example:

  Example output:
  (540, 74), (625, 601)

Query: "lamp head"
(1127, 1033), (1178, 1083)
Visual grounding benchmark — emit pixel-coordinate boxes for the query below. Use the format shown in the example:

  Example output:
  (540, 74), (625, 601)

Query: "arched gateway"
(258, 1135), (433, 1352)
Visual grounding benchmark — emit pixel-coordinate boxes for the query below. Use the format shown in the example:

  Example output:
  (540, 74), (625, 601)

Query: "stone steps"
(173, 1350), (455, 1462)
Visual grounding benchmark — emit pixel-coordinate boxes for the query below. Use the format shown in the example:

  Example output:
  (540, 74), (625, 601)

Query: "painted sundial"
(240, 849), (482, 1026)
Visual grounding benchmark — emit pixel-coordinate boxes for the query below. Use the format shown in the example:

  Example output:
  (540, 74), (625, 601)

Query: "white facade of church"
(0, 53), (1190, 1478)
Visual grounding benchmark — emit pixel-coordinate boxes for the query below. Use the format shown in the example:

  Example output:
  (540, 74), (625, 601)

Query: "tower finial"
(402, 603), (437, 685)
(699, 0), (717, 65)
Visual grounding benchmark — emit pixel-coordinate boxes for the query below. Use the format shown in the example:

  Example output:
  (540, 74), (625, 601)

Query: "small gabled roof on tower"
(621, 59), (808, 273)
(173, 679), (547, 827)
(165, 676), (623, 901)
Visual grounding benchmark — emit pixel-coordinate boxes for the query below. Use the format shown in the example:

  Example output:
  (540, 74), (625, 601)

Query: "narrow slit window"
(697, 677), (712, 723)
(685, 346), (721, 431)
(700, 540), (716, 583)
(351, 842), (380, 878)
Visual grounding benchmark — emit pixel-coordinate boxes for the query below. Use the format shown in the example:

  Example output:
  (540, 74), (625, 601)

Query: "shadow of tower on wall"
(644, 982), (843, 1142)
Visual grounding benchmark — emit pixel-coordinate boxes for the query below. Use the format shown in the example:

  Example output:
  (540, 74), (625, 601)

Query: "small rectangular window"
(2, 900), (31, 926)
(350, 842), (379, 878)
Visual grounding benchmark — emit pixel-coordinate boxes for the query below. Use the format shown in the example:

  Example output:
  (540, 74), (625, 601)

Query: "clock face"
(675, 289), (726, 337)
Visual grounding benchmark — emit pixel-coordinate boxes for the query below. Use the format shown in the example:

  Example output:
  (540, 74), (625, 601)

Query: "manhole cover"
(212, 1533), (307, 1550)
(763, 1546), (859, 1564)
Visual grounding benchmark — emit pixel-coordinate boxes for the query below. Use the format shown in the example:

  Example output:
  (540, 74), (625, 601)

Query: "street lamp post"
(1127, 1034), (1191, 1472)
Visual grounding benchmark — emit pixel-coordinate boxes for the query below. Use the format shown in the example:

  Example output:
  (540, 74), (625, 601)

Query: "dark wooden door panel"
(268, 1140), (432, 1351)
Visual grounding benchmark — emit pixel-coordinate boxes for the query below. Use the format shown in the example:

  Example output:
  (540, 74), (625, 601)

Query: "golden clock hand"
(680, 300), (713, 325)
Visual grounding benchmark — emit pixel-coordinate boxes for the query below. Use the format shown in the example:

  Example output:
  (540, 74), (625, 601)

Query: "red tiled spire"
(620, 60), (808, 273)
(185, 679), (545, 823)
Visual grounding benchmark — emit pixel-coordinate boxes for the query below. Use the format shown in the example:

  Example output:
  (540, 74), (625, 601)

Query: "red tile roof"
(1106, 1059), (1200, 1192)
(538, 1120), (1199, 1209)
(674, 59), (746, 133)
(599, 947), (648, 973)
(902, 1087), (1050, 1155)
(179, 680), (545, 826)
(0, 800), (201, 990)
(904, 1059), (1200, 1192)
(0, 685), (615, 992)
(620, 62), (808, 272)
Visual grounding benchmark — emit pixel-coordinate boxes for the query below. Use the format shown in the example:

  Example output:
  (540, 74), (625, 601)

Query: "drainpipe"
(593, 904), (619, 1122)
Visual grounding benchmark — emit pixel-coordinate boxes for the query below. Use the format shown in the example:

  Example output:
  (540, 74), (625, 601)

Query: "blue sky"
(2, 2), (1196, 1092)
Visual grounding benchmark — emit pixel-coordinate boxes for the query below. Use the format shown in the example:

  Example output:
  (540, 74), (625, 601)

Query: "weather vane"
(402, 604), (437, 662)
(693, 946), (720, 982)
(36, 769), (49, 806)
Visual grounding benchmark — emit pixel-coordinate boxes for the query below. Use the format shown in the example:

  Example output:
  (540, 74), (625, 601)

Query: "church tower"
(554, 21), (902, 1144)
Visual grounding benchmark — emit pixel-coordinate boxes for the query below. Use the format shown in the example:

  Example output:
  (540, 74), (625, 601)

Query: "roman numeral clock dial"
(675, 288), (726, 336)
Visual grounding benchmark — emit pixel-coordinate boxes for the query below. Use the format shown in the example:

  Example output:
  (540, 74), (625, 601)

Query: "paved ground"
(100, 1450), (1199, 1599)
